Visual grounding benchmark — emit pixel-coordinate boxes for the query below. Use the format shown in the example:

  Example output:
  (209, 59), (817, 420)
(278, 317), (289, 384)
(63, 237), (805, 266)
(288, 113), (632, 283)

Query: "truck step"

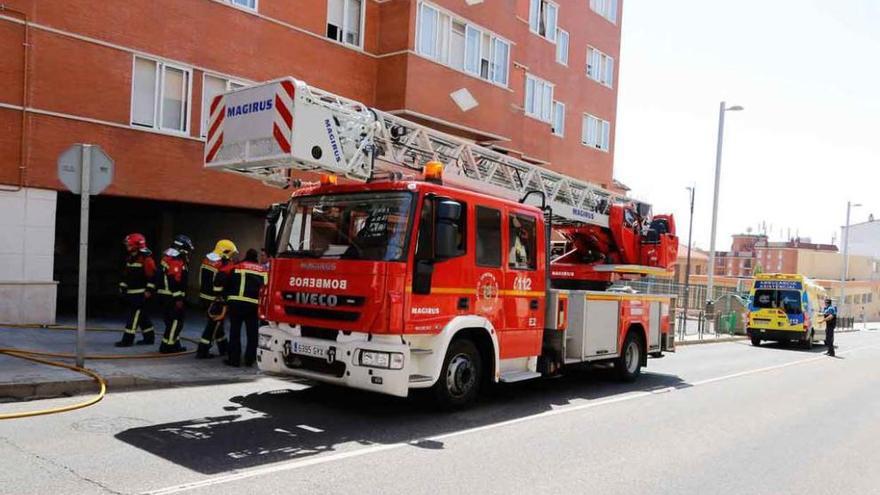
(410, 348), (433, 356)
(409, 374), (433, 383)
(499, 370), (542, 383)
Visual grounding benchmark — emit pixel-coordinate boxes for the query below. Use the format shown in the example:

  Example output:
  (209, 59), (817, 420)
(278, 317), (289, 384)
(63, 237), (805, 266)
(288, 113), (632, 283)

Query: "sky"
(614, 0), (880, 252)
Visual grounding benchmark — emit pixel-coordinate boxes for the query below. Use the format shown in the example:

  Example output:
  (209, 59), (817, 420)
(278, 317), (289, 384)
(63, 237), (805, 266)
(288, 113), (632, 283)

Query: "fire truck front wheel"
(615, 331), (643, 382)
(433, 338), (482, 409)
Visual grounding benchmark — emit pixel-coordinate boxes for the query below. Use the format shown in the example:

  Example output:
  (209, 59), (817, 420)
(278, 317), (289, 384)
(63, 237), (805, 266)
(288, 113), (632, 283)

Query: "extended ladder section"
(204, 77), (627, 229)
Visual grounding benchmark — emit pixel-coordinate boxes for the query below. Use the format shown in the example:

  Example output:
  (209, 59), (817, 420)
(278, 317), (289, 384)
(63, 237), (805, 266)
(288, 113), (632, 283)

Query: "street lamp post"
(681, 186), (695, 340)
(839, 201), (861, 317)
(705, 101), (743, 313)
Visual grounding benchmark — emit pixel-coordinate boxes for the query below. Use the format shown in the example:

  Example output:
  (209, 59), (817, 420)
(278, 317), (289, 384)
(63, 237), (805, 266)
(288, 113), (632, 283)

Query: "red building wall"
(1, 0), (623, 205)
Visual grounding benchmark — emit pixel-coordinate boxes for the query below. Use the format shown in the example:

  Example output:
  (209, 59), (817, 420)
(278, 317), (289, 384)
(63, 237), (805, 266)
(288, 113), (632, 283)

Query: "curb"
(0, 374), (262, 402)
(676, 336), (748, 347)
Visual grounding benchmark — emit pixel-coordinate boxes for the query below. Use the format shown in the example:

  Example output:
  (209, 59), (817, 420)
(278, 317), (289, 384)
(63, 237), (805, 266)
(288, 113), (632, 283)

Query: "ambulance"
(746, 273), (827, 349)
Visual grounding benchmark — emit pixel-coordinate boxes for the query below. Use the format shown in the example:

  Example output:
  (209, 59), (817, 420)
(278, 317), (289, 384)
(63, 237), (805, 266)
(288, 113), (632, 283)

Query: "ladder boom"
(205, 77), (627, 228)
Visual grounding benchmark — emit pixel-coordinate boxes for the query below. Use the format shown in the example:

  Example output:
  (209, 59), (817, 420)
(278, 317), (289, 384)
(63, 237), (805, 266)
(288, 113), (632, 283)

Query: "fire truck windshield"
(277, 192), (414, 262)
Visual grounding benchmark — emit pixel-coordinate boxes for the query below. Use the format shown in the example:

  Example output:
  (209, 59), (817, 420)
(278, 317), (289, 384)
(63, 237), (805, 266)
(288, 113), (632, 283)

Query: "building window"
(327, 0), (363, 48)
(227, 0), (257, 10)
(524, 75), (554, 123)
(587, 47), (614, 87)
(552, 101), (564, 136)
(417, 2), (510, 86)
(555, 29), (569, 65)
(201, 74), (246, 138)
(581, 113), (611, 151)
(131, 56), (192, 134)
(528, 0), (558, 42)
(590, 0), (618, 24)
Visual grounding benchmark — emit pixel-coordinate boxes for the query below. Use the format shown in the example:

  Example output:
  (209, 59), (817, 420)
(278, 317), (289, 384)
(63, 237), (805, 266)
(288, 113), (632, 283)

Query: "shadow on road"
(115, 367), (685, 474)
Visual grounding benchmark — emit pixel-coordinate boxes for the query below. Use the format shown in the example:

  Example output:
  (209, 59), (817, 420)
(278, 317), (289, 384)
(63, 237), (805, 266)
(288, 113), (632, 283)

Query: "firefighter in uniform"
(116, 233), (157, 347)
(196, 240), (238, 359)
(822, 297), (837, 357)
(157, 234), (194, 354)
(223, 249), (267, 367)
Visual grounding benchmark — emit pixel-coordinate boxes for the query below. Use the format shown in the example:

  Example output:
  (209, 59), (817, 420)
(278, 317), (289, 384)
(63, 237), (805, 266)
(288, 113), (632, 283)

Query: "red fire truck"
(205, 78), (679, 407)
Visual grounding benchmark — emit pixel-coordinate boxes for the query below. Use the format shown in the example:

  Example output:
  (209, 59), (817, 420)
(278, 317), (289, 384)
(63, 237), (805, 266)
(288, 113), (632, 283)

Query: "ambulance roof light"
(320, 174), (338, 185)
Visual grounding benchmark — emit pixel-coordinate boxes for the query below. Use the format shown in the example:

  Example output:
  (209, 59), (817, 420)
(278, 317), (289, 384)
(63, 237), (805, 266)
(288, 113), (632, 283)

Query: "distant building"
(752, 238), (840, 277)
(673, 244), (708, 284)
(712, 235), (879, 281)
(842, 215), (880, 258)
(713, 234), (766, 278)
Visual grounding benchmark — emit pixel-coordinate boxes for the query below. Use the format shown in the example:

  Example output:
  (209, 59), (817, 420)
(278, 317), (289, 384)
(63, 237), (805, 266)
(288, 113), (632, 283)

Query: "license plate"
(291, 341), (326, 359)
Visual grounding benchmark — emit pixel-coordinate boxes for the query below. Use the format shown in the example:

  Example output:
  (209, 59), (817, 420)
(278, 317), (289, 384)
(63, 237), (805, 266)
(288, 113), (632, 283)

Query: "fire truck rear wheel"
(433, 339), (482, 408)
(615, 332), (643, 382)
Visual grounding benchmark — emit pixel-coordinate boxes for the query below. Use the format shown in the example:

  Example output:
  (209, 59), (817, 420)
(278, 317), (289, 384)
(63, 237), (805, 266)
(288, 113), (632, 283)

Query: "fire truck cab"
(257, 178), (549, 404)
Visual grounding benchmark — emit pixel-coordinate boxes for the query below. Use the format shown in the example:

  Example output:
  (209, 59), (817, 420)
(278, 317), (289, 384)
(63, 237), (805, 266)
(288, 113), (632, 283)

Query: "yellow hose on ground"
(0, 325), (204, 419)
(0, 349), (106, 420)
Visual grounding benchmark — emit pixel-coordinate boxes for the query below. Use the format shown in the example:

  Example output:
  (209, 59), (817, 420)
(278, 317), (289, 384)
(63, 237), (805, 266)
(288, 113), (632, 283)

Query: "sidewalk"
(672, 318), (873, 347)
(676, 332), (746, 346)
(0, 315), (268, 401)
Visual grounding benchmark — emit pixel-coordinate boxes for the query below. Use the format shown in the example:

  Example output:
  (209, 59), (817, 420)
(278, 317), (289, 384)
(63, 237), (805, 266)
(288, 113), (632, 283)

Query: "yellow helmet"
(213, 239), (238, 259)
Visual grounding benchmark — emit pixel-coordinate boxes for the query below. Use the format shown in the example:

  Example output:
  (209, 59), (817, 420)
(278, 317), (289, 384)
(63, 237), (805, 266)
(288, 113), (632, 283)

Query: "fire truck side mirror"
(435, 200), (462, 260)
(264, 203), (285, 257)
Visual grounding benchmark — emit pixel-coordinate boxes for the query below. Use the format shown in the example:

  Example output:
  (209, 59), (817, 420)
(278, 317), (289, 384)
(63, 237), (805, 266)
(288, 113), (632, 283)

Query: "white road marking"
(143, 342), (880, 495)
(296, 424), (324, 433)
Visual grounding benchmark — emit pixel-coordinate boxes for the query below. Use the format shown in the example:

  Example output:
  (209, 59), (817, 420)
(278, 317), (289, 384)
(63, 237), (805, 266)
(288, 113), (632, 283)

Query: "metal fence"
(624, 278), (741, 310)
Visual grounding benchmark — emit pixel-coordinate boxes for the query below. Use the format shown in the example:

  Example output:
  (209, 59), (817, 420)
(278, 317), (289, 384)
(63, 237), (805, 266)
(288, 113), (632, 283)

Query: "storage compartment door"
(648, 301), (662, 352)
(584, 300), (620, 357)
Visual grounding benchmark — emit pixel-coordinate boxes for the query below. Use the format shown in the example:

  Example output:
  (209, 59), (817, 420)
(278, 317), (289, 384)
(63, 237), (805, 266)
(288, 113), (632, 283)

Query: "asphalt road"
(2, 331), (879, 495)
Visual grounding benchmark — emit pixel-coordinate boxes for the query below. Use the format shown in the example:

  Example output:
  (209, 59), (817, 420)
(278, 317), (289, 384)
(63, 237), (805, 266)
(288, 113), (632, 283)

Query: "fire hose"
(0, 326), (197, 420)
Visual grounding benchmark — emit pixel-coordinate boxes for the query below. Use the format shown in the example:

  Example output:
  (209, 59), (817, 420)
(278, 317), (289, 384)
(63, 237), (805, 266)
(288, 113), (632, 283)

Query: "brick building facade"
(0, 0), (624, 322)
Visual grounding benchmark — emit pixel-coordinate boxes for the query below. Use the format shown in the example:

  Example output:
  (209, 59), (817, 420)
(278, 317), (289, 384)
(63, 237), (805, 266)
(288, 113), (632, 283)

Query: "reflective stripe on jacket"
(157, 255), (188, 301)
(223, 261), (267, 305)
(199, 257), (235, 301)
(120, 253), (156, 294)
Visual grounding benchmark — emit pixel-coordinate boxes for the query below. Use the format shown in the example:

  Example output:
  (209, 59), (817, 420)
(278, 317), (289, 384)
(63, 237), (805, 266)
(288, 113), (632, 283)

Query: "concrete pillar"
(0, 187), (58, 324)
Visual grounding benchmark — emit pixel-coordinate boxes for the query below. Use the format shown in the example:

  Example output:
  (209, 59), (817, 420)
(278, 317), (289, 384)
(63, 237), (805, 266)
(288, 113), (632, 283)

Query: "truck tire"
(615, 332), (643, 382)
(750, 336), (761, 346)
(432, 339), (482, 409)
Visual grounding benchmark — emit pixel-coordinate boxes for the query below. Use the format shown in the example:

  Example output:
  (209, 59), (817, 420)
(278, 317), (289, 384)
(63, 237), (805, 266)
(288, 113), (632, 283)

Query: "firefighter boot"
(115, 331), (135, 347)
(136, 330), (155, 345)
(216, 338), (228, 357)
(195, 343), (214, 359)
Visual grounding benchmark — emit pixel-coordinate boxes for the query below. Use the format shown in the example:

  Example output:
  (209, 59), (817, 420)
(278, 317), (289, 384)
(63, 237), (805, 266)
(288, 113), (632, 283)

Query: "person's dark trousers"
(226, 302), (258, 366)
(159, 296), (186, 353)
(117, 294), (155, 346)
(826, 324), (836, 356)
(197, 317), (227, 358)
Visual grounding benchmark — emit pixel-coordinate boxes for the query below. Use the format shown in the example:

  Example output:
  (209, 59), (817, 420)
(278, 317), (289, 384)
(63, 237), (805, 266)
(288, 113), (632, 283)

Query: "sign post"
(58, 144), (114, 368)
(76, 145), (92, 368)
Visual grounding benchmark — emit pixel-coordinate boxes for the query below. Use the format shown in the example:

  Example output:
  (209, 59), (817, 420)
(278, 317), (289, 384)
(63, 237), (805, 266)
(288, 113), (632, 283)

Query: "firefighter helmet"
(124, 233), (147, 252)
(172, 234), (194, 254)
(213, 239), (239, 259)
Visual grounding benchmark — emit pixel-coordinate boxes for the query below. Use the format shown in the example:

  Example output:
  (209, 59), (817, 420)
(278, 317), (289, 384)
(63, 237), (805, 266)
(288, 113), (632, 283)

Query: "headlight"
(258, 333), (272, 349)
(359, 350), (404, 370)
